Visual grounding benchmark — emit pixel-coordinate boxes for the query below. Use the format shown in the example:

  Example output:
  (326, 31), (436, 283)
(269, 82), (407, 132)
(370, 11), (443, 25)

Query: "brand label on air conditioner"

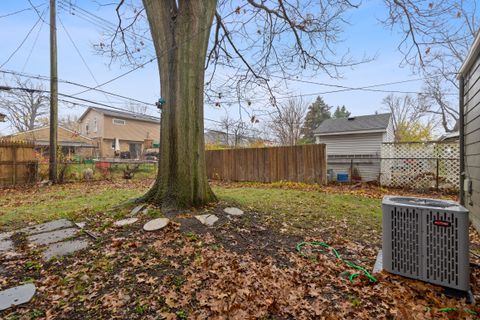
(433, 220), (451, 227)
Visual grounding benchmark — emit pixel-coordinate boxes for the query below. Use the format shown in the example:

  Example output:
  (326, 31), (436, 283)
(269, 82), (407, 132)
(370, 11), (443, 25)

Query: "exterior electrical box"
(382, 196), (470, 291)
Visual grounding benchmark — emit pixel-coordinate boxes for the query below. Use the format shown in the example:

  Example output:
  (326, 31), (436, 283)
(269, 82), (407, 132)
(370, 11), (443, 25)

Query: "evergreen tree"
(333, 105), (351, 118)
(300, 96), (331, 143)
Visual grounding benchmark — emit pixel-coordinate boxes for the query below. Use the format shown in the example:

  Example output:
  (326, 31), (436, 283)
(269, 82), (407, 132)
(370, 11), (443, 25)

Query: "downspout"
(459, 75), (465, 205)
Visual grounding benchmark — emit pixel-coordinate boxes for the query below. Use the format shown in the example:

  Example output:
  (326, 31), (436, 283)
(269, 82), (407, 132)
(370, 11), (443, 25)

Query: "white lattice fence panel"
(381, 142), (459, 191)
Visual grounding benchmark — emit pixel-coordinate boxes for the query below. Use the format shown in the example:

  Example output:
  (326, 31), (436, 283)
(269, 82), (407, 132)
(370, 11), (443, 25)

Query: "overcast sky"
(0, 1), (460, 136)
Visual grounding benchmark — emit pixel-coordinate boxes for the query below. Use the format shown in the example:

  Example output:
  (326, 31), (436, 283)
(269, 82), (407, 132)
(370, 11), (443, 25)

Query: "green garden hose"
(439, 308), (477, 316)
(296, 242), (478, 316)
(295, 241), (378, 283)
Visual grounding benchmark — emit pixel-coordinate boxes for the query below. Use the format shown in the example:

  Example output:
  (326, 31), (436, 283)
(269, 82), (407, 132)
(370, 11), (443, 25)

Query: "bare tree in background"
(218, 116), (249, 147)
(59, 114), (80, 132)
(126, 101), (148, 114)
(268, 97), (307, 145)
(0, 77), (48, 132)
(383, 0), (479, 132)
(382, 93), (436, 141)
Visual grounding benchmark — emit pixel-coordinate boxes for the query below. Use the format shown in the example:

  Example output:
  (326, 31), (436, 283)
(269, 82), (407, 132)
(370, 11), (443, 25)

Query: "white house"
(313, 113), (394, 181)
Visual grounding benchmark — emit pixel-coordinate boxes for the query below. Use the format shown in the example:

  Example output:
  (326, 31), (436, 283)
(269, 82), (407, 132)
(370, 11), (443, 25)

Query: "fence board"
(0, 139), (37, 186)
(206, 144), (327, 184)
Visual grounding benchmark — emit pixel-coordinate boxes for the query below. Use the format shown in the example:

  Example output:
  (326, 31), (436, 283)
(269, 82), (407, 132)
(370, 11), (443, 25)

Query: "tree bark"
(141, 0), (217, 209)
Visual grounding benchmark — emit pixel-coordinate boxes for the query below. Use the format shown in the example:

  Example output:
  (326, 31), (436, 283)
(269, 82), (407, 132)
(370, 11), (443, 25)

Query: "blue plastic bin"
(337, 173), (349, 182)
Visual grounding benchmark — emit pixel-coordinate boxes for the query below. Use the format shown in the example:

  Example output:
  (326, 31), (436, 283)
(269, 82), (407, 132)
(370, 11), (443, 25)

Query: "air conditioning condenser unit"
(382, 196), (470, 292)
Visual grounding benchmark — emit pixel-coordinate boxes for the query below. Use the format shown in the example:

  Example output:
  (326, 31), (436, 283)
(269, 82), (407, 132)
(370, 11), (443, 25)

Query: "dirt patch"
(169, 204), (302, 267)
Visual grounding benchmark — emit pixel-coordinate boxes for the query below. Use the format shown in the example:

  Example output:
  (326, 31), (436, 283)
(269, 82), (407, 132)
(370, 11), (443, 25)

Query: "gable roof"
(79, 106), (160, 123)
(314, 113), (391, 135)
(7, 126), (95, 147)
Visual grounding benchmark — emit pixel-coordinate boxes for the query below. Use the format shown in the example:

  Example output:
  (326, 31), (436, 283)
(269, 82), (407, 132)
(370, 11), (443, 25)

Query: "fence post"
(436, 158), (439, 191)
(12, 146), (17, 186)
(350, 158), (353, 184)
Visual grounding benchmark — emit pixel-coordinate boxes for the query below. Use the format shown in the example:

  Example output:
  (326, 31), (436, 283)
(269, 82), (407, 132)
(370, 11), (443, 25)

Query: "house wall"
(80, 109), (104, 139)
(102, 115), (160, 141)
(316, 132), (384, 156)
(316, 132), (384, 182)
(463, 53), (480, 231)
(79, 109), (160, 158)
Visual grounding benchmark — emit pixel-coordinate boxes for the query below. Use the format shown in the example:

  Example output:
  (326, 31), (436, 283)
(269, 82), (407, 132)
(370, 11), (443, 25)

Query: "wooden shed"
(459, 32), (480, 231)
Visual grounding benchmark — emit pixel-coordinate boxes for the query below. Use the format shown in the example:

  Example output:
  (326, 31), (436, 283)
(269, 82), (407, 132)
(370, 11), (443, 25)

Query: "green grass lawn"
(0, 181), (382, 242)
(0, 181), (146, 230)
(214, 186), (382, 241)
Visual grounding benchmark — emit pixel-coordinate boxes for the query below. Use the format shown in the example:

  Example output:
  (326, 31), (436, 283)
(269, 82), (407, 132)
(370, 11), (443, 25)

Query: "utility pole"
(49, 0), (58, 183)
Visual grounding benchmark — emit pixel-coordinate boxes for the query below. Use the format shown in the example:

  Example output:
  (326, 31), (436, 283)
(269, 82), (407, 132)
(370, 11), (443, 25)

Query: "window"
(94, 117), (98, 132)
(85, 123), (90, 135)
(113, 118), (126, 125)
(111, 140), (116, 149)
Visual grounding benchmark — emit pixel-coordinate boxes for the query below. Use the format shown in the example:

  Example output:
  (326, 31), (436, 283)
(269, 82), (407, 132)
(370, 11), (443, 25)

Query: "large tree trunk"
(141, 0), (217, 209)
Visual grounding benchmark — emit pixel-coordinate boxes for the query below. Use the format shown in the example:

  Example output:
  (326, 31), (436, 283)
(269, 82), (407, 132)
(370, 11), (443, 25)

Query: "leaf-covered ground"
(0, 180), (478, 319)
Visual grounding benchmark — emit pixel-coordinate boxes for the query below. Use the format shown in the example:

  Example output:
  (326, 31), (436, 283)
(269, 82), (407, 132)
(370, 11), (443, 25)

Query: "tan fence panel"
(0, 139), (37, 186)
(206, 144), (327, 184)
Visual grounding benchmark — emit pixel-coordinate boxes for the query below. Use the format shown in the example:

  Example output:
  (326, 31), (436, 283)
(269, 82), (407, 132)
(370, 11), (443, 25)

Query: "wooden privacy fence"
(0, 140), (37, 186)
(205, 144), (327, 184)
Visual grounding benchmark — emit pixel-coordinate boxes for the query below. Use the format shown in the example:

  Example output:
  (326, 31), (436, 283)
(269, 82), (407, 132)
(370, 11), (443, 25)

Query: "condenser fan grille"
(424, 210), (459, 286)
(391, 207), (420, 277)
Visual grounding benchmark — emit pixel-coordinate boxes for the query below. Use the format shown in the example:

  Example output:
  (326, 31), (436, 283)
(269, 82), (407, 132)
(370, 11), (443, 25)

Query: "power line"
(22, 11), (45, 72)
(0, 7), (33, 19)
(58, 0), (154, 45)
(68, 3), (249, 96)
(1, 66), (456, 120)
(0, 9), (46, 68)
(0, 84), (224, 125)
(0, 69), (155, 106)
(27, 0), (48, 24)
(58, 15), (114, 104)
(71, 57), (157, 96)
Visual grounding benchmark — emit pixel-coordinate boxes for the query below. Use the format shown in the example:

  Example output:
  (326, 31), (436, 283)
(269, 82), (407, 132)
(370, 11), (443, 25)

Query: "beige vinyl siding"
(103, 115), (160, 141)
(81, 109), (104, 139)
(316, 132), (384, 156)
(463, 51), (480, 231)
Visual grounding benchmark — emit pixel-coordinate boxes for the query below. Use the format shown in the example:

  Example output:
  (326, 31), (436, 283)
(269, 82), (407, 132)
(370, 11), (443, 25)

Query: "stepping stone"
(224, 207), (244, 216)
(0, 283), (36, 311)
(43, 239), (91, 260)
(27, 228), (78, 246)
(75, 222), (86, 229)
(0, 231), (13, 241)
(372, 250), (383, 274)
(130, 204), (146, 216)
(0, 239), (13, 252)
(195, 214), (219, 226)
(143, 218), (169, 231)
(114, 217), (138, 227)
(19, 219), (73, 235)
